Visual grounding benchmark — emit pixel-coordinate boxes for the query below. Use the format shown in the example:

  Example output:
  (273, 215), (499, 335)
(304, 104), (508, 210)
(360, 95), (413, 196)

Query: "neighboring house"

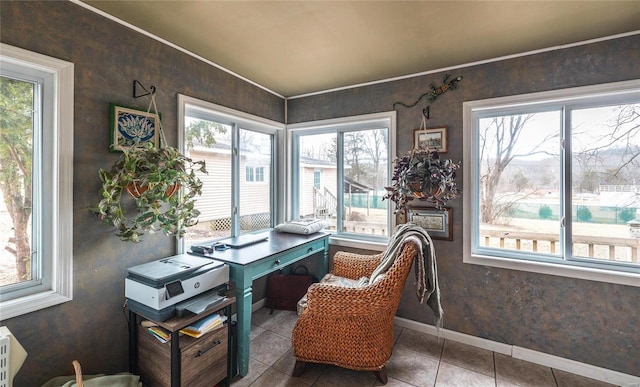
(190, 140), (271, 226)
(299, 155), (337, 218)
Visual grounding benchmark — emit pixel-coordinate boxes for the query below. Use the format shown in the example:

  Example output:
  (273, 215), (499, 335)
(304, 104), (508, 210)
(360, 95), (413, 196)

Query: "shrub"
(539, 205), (553, 219)
(619, 208), (637, 223)
(576, 206), (592, 222)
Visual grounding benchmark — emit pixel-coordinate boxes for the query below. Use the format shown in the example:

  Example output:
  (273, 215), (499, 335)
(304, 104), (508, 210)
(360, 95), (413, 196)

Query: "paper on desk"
(185, 294), (226, 314)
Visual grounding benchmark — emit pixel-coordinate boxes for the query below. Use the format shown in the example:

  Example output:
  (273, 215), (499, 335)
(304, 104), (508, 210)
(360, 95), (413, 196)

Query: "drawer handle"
(274, 259), (281, 266)
(307, 247), (313, 253)
(195, 340), (222, 358)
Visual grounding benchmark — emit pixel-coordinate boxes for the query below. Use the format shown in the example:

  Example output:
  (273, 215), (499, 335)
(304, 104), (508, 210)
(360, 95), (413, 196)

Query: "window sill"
(329, 235), (388, 252)
(1, 289), (72, 320)
(464, 252), (640, 288)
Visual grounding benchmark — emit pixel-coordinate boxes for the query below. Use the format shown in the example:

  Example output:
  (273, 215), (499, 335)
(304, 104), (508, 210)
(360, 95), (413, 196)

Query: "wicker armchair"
(291, 240), (420, 385)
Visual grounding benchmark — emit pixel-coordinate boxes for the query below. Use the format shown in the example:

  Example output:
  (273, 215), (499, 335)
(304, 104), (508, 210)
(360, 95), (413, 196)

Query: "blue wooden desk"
(192, 230), (329, 376)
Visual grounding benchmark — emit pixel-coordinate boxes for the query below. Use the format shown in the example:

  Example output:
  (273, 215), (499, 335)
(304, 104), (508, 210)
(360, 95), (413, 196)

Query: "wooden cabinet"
(129, 297), (235, 387)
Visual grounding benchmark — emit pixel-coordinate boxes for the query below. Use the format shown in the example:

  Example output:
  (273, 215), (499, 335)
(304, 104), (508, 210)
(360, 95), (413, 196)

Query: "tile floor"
(229, 307), (620, 387)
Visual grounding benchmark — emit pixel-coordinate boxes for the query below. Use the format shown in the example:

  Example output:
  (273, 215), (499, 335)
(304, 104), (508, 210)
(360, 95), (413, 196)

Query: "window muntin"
(464, 80), (640, 285)
(178, 96), (282, 251)
(0, 44), (74, 319)
(290, 112), (394, 241)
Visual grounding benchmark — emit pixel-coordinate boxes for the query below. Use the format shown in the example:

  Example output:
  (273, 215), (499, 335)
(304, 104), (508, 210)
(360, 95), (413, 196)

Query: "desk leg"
(235, 284), (253, 377)
(129, 310), (137, 374)
(171, 330), (180, 387)
(320, 242), (329, 278)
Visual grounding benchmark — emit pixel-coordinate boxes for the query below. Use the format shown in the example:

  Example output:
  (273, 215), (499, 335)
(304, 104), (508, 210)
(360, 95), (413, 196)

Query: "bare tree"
(479, 114), (557, 223)
(359, 129), (387, 191)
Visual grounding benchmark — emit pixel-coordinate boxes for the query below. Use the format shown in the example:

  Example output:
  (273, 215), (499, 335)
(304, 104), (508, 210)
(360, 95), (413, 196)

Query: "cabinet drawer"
(252, 238), (327, 276)
(181, 327), (227, 386)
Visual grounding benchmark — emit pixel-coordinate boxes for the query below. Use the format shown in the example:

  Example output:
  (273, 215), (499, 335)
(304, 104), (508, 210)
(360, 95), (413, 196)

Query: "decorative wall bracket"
(392, 74), (463, 119)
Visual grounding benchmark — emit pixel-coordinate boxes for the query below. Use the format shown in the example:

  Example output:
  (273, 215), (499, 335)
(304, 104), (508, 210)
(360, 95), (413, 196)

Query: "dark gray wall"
(2, 0), (639, 384)
(289, 35), (640, 376)
(0, 1), (283, 385)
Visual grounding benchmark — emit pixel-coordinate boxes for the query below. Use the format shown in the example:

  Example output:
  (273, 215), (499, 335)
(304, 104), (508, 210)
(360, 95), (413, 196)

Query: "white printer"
(125, 254), (229, 321)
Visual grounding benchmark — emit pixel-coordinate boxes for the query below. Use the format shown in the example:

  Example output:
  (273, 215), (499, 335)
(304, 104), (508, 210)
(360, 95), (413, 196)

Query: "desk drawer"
(253, 238), (326, 275)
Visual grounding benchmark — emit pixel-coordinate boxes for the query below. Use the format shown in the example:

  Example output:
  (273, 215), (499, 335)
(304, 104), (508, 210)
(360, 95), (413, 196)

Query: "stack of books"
(179, 313), (227, 338)
(147, 326), (171, 343)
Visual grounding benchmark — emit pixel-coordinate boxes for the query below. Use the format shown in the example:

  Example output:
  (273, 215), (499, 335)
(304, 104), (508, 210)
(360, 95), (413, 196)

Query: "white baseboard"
(393, 316), (640, 386)
(252, 298), (266, 312)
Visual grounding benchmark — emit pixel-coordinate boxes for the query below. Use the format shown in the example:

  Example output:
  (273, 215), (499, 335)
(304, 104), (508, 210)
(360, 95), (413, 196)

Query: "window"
(289, 112), (395, 243)
(463, 80), (640, 286)
(245, 166), (265, 183)
(177, 95), (284, 251)
(0, 44), (74, 319)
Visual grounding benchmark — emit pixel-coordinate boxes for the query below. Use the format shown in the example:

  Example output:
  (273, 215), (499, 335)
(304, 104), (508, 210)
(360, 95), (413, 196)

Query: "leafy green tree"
(0, 76), (34, 281)
(185, 119), (227, 149)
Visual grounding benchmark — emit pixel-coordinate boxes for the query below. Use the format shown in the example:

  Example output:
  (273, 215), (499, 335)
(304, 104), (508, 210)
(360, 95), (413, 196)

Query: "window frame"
(463, 79), (640, 287)
(177, 94), (285, 252)
(0, 43), (74, 319)
(287, 111), (396, 247)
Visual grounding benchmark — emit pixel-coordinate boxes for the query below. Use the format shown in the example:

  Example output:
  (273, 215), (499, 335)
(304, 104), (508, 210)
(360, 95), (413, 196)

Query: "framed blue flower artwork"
(109, 103), (161, 152)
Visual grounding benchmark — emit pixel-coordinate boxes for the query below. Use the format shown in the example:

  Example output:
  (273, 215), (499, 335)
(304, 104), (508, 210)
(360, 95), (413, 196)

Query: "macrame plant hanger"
(133, 80), (167, 148)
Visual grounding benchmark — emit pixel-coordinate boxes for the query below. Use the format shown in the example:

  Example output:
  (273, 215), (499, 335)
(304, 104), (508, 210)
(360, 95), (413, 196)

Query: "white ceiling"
(81, 1), (640, 98)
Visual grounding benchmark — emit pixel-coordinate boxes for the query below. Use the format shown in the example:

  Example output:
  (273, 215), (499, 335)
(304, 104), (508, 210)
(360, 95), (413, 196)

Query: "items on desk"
(179, 313), (228, 338)
(217, 233), (269, 248)
(147, 325), (171, 343)
(175, 292), (227, 316)
(275, 219), (329, 235)
(190, 242), (229, 255)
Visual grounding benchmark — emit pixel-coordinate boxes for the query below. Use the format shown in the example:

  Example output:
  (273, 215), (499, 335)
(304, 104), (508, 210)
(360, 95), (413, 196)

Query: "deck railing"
(482, 229), (640, 262)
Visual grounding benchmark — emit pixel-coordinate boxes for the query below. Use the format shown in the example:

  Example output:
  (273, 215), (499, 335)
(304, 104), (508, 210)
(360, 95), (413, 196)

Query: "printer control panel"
(165, 280), (184, 299)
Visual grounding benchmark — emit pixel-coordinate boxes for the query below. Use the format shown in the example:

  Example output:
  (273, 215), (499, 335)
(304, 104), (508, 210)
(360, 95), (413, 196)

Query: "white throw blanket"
(369, 223), (443, 327)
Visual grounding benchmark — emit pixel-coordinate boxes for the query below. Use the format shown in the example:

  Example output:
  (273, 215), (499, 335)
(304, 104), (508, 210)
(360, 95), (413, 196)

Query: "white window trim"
(286, 111), (397, 249)
(462, 79), (640, 288)
(0, 43), (74, 319)
(177, 94), (286, 253)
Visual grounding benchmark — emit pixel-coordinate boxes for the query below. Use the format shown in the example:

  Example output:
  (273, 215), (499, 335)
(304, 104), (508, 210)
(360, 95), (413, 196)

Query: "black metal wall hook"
(133, 80), (156, 98)
(422, 106), (430, 119)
